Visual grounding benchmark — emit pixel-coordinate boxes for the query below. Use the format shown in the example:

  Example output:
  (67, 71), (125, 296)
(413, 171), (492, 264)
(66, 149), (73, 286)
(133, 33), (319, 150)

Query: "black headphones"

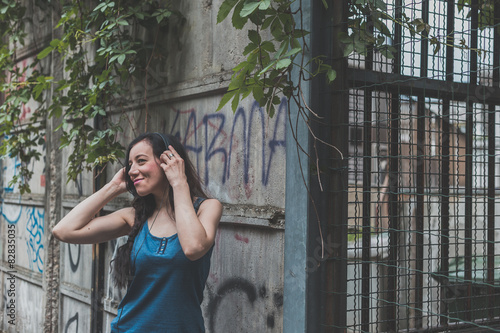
(154, 132), (171, 150)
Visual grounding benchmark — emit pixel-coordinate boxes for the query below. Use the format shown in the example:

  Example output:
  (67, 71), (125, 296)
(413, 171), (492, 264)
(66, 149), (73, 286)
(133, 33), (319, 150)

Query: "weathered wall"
(0, 27), (49, 331)
(0, 1), (286, 332)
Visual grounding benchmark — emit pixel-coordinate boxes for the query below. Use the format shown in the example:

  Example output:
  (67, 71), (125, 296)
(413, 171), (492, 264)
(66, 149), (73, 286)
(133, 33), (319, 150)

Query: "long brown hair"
(111, 133), (207, 289)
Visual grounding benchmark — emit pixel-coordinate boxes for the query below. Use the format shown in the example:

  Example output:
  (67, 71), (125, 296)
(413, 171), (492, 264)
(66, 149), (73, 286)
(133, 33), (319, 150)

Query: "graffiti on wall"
(62, 240), (93, 290)
(206, 277), (283, 332)
(1, 202), (45, 273)
(25, 207), (45, 273)
(68, 243), (81, 273)
(0, 202), (22, 226)
(64, 312), (79, 333)
(167, 99), (287, 193)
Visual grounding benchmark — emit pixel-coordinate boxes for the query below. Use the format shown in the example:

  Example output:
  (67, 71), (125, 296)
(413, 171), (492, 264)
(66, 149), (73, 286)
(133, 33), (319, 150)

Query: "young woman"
(52, 133), (222, 332)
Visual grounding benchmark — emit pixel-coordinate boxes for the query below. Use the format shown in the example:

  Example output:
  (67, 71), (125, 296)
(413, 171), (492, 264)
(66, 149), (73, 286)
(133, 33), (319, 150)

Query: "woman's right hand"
(110, 167), (128, 194)
(52, 166), (133, 244)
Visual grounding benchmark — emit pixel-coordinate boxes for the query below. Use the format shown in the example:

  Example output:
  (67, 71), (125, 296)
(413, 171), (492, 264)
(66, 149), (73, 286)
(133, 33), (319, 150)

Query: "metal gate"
(336, 0), (500, 331)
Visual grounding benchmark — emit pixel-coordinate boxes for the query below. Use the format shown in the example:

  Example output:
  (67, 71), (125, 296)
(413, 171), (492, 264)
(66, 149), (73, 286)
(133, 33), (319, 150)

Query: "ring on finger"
(168, 153), (174, 158)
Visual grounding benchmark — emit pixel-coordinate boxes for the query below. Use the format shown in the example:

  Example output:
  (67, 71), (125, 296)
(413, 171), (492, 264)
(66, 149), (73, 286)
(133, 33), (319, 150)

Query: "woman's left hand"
(160, 145), (187, 188)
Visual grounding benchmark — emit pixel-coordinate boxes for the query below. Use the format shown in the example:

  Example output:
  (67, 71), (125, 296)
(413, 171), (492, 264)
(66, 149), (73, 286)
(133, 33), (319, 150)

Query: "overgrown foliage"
(216, 0), (493, 120)
(214, 0), (399, 117)
(0, 0), (497, 193)
(212, 0), (497, 199)
(215, 0), (336, 117)
(0, 0), (175, 193)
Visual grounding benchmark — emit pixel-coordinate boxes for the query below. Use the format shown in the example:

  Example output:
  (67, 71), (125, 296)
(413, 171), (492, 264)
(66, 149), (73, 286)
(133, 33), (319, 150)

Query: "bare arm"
(160, 147), (223, 260)
(173, 187), (222, 261)
(52, 168), (134, 244)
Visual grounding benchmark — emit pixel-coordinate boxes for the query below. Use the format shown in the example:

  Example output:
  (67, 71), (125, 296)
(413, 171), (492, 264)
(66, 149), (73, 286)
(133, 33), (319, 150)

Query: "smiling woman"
(52, 132), (223, 333)
(128, 140), (168, 197)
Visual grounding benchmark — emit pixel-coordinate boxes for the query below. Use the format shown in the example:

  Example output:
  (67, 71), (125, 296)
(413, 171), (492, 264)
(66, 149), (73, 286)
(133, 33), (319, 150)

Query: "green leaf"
(229, 69), (248, 91)
(232, 1), (247, 29)
(282, 47), (301, 58)
(259, 0), (271, 10)
(327, 68), (336, 83)
(259, 59), (277, 75)
(274, 41), (288, 59)
(94, 2), (107, 12)
(37, 46), (54, 59)
(416, 23), (426, 33)
(374, 0), (387, 11)
(49, 39), (61, 48)
(457, 0), (467, 13)
(232, 60), (250, 72)
(217, 90), (237, 111)
(117, 54), (126, 65)
(373, 18), (391, 37)
(231, 89), (240, 111)
(248, 29), (260, 44)
(343, 42), (354, 57)
(433, 42), (441, 55)
(275, 58), (291, 69)
(104, 1), (115, 11)
(252, 85), (264, 104)
(293, 29), (310, 38)
(217, 0), (239, 23)
(260, 41), (276, 52)
(353, 35), (367, 55)
(153, 9), (172, 23)
(239, 85), (251, 100)
(51, 106), (63, 118)
(270, 16), (283, 40)
(243, 42), (258, 56)
(267, 104), (276, 118)
(240, 2), (260, 17)
(261, 16), (274, 30)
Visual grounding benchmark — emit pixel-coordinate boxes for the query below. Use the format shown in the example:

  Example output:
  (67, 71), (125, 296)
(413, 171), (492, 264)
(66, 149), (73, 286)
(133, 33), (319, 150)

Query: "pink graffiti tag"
(234, 233), (249, 243)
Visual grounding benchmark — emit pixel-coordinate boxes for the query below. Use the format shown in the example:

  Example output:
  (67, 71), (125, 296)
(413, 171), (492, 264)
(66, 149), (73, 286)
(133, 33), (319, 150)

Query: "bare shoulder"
(113, 207), (136, 227)
(198, 198), (223, 213)
(197, 198), (223, 220)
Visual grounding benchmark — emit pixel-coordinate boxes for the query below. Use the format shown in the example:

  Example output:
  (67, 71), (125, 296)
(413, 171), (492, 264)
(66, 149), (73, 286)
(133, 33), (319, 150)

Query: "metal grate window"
(340, 0), (500, 331)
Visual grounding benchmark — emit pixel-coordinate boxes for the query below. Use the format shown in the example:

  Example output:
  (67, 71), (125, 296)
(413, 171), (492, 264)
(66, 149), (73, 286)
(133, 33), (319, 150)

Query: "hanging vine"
(0, 0), (177, 193)
(0, 0), (494, 193)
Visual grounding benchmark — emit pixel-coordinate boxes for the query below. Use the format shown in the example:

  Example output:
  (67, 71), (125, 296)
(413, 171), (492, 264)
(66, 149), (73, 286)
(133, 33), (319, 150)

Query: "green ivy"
(216, 0), (490, 121)
(0, 0), (177, 193)
(216, 0), (336, 117)
(0, 0), (495, 194)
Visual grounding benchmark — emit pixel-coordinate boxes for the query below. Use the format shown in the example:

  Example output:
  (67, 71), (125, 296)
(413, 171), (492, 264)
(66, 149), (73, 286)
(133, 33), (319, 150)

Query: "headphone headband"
(154, 132), (170, 150)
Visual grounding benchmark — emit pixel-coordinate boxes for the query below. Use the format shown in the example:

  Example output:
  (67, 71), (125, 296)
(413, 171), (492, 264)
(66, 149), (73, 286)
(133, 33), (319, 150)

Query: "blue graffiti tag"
(25, 207), (45, 273)
(169, 98), (287, 187)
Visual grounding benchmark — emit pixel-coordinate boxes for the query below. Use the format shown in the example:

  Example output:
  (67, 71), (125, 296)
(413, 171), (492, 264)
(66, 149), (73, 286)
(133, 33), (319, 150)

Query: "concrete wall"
(0, 0), (286, 332)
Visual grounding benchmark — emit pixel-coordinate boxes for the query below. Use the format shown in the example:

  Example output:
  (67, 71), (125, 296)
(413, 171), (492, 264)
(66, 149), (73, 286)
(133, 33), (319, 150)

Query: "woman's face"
(128, 140), (167, 197)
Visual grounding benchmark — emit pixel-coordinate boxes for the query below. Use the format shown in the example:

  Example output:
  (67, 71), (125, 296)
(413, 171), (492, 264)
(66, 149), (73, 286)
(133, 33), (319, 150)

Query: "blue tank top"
(111, 198), (212, 332)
